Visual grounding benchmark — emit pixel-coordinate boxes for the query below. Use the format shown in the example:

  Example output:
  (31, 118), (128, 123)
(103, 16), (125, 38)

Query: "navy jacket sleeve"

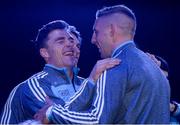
(48, 76), (106, 124)
(0, 84), (22, 124)
(64, 78), (96, 111)
(1, 78), (47, 124)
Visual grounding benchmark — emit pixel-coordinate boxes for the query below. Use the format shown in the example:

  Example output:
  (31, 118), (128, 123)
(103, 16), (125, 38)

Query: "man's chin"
(100, 53), (106, 59)
(66, 63), (77, 68)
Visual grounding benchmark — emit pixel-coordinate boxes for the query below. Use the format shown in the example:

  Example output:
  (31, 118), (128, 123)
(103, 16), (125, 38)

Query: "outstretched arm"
(34, 58), (120, 124)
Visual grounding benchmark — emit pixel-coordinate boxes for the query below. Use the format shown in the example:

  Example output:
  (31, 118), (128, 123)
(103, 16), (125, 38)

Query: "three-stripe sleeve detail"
(0, 71), (48, 124)
(51, 70), (107, 123)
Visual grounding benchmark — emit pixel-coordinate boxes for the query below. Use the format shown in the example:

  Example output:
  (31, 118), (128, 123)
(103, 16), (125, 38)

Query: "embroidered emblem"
(51, 84), (75, 102)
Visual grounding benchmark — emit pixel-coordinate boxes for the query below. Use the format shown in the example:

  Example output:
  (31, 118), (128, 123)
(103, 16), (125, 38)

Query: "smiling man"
(0, 20), (120, 124)
(34, 5), (170, 124)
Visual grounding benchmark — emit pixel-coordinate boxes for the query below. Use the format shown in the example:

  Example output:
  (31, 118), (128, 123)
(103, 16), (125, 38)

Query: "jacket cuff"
(46, 105), (53, 122)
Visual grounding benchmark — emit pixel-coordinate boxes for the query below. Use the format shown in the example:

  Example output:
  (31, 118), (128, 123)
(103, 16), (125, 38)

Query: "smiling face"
(91, 17), (114, 58)
(71, 33), (81, 67)
(40, 29), (79, 68)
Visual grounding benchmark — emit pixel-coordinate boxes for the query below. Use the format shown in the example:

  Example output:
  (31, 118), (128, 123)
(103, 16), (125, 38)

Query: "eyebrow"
(54, 37), (65, 41)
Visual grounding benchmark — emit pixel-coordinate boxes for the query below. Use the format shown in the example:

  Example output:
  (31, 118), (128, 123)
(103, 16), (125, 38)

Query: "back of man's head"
(35, 20), (69, 50)
(96, 5), (136, 36)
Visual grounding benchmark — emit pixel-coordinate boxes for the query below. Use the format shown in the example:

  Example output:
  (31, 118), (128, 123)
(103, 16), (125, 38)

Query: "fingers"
(34, 97), (53, 121)
(97, 58), (120, 65)
(107, 59), (121, 65)
(95, 58), (120, 70)
(105, 62), (119, 69)
(89, 58), (121, 83)
(146, 52), (161, 67)
(97, 58), (121, 70)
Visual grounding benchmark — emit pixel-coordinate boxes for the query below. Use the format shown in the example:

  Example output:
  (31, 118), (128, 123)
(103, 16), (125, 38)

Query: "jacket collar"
(111, 40), (136, 58)
(43, 64), (80, 83)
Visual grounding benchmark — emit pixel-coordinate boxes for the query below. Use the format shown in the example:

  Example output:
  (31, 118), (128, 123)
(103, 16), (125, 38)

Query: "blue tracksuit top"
(48, 41), (170, 124)
(0, 64), (89, 124)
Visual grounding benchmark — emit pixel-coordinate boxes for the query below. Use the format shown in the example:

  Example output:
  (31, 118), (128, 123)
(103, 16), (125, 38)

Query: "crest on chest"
(51, 84), (75, 102)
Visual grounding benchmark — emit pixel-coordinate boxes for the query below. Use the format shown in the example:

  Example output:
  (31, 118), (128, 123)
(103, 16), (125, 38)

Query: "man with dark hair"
(170, 101), (180, 123)
(0, 20), (119, 124)
(35, 5), (170, 124)
(147, 53), (180, 124)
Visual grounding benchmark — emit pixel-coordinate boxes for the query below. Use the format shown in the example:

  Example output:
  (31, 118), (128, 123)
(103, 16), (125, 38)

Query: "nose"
(91, 32), (96, 44)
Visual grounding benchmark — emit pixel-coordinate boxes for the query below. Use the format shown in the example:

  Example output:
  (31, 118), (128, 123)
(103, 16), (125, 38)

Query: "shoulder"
(17, 71), (48, 102)
(109, 47), (151, 79)
(118, 47), (152, 70)
(18, 71), (48, 89)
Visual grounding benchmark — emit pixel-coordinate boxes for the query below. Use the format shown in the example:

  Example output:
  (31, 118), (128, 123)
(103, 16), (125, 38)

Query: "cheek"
(98, 31), (109, 41)
(99, 35), (108, 46)
(75, 48), (80, 55)
(76, 50), (80, 57)
(52, 48), (63, 59)
(77, 54), (80, 60)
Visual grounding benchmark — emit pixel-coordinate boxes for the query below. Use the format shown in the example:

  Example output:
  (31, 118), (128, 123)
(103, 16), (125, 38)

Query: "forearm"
(47, 72), (107, 124)
(64, 78), (96, 111)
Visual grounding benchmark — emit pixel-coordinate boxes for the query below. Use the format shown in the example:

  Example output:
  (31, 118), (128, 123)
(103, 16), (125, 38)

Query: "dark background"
(0, 0), (179, 110)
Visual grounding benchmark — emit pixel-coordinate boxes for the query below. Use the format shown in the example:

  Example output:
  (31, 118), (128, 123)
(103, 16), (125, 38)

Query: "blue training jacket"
(0, 64), (94, 124)
(47, 41), (170, 124)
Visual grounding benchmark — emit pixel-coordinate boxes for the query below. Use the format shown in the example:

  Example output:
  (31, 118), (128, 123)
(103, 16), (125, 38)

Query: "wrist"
(46, 105), (53, 122)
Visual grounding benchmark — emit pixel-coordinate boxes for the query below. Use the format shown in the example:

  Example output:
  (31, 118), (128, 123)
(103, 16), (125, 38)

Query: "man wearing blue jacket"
(147, 53), (180, 124)
(35, 5), (170, 124)
(0, 20), (119, 124)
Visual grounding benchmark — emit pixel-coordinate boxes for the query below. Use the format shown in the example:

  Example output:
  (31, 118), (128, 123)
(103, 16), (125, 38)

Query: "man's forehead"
(47, 29), (74, 41)
(93, 20), (99, 30)
(93, 18), (106, 29)
(48, 29), (68, 36)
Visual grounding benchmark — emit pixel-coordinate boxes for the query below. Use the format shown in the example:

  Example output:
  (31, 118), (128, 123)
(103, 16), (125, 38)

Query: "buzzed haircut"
(96, 5), (136, 35)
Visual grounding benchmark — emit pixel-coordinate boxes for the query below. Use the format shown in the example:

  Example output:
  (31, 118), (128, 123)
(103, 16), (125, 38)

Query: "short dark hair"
(69, 25), (82, 45)
(35, 20), (69, 49)
(96, 5), (136, 35)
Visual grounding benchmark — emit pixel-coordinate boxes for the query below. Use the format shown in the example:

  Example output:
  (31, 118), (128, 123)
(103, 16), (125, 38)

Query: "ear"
(110, 24), (116, 42)
(110, 24), (115, 37)
(40, 48), (49, 59)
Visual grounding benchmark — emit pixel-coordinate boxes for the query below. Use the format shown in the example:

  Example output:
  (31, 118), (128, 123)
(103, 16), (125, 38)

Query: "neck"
(113, 37), (132, 51)
(46, 63), (74, 80)
(67, 67), (73, 80)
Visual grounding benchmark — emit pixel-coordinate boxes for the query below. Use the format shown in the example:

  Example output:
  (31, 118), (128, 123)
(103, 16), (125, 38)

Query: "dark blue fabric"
(0, 65), (84, 124)
(49, 42), (170, 124)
